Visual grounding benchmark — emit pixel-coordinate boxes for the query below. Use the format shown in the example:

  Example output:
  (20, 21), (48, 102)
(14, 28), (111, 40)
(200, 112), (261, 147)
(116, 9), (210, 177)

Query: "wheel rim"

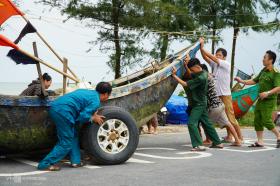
(97, 119), (130, 154)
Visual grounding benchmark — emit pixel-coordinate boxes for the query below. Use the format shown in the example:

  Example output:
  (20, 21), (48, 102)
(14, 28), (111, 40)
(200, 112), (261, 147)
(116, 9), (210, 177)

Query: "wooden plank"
(63, 58), (68, 95)
(22, 15), (80, 82)
(32, 42), (47, 97)
(17, 48), (79, 82)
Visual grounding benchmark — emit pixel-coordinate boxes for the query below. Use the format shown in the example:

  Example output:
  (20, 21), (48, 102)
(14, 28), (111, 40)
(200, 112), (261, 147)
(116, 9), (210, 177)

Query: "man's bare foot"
(147, 131), (154, 134)
(230, 142), (242, 147)
(221, 137), (234, 143)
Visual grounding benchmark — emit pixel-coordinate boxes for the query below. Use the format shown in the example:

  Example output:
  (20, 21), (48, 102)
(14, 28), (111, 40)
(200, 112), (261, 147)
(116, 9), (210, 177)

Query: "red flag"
(0, 0), (24, 26)
(0, 34), (19, 49)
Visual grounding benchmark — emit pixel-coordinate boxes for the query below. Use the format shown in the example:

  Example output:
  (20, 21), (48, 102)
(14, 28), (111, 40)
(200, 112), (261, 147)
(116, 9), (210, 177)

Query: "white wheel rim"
(97, 119), (130, 154)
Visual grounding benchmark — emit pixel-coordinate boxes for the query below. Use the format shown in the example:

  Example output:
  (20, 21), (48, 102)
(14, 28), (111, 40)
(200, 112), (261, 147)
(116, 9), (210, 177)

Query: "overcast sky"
(0, 1), (279, 85)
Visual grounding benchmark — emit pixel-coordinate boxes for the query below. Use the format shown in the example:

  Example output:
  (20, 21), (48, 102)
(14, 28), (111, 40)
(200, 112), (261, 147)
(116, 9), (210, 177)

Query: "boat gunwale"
(0, 42), (200, 106)
(108, 42), (200, 99)
(110, 44), (196, 86)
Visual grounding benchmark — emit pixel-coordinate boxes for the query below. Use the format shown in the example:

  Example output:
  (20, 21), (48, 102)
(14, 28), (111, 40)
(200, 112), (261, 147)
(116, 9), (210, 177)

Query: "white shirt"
(210, 59), (231, 96)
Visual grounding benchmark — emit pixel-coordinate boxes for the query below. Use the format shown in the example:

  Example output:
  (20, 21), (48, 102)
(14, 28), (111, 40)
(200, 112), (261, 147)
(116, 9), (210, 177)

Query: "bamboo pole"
(21, 15), (80, 82)
(32, 42), (47, 97)
(63, 58), (68, 95)
(17, 48), (79, 82)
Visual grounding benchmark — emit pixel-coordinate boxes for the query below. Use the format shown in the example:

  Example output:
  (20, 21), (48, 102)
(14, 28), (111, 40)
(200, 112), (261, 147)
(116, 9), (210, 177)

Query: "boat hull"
(0, 42), (198, 154)
(0, 75), (181, 153)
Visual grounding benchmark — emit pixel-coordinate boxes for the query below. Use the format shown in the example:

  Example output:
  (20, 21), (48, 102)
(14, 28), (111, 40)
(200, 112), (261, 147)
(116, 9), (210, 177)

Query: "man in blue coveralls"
(38, 82), (112, 171)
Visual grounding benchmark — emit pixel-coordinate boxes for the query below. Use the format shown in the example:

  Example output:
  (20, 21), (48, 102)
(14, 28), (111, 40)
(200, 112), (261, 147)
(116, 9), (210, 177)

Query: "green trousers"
(254, 100), (276, 131)
(188, 105), (221, 147)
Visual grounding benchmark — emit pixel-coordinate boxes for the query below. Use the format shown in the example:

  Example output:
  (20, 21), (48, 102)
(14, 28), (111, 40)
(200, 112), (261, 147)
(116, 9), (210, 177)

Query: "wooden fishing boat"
(0, 42), (200, 164)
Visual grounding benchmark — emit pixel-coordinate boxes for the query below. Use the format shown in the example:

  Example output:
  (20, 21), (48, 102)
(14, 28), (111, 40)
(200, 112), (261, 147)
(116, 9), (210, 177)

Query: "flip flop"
(40, 165), (60, 171)
(71, 162), (85, 168)
(191, 146), (206, 152)
(209, 145), (223, 149)
(248, 142), (264, 148)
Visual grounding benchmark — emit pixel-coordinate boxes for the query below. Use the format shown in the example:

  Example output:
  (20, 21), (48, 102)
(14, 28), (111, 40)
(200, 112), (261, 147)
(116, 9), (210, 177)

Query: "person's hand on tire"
(92, 111), (106, 125)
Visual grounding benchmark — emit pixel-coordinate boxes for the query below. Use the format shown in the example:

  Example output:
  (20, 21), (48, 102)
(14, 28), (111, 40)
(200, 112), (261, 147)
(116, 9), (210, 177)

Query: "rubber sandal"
(71, 162), (85, 168)
(40, 165), (60, 171)
(248, 142), (264, 148)
(230, 142), (242, 147)
(191, 146), (206, 152)
(209, 145), (223, 149)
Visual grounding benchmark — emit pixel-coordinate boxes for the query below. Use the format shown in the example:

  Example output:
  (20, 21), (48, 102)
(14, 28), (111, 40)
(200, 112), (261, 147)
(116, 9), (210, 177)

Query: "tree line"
(37, 0), (279, 85)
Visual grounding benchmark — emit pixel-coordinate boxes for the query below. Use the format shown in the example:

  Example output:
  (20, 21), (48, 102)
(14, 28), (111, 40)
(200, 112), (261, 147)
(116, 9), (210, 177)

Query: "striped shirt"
(207, 75), (223, 110)
(20, 80), (47, 97)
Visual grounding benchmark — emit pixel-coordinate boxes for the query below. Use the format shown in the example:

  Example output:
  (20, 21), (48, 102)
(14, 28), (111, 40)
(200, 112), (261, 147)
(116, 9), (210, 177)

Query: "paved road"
(0, 128), (279, 186)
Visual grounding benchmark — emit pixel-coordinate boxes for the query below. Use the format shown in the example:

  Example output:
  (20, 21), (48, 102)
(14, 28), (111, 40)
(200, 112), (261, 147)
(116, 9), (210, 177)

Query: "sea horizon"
(0, 82), (63, 95)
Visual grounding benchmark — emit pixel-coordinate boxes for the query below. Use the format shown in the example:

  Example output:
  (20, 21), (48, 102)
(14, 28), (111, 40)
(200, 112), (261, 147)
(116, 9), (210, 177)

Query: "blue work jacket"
(50, 89), (101, 125)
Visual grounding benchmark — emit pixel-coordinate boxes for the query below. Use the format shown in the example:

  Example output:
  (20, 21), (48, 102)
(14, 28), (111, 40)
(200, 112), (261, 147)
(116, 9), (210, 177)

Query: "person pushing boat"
(38, 82), (112, 171)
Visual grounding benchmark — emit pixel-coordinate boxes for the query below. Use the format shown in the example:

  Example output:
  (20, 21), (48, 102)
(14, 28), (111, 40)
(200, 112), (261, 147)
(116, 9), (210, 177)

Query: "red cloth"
(0, 34), (19, 49)
(0, 0), (24, 26)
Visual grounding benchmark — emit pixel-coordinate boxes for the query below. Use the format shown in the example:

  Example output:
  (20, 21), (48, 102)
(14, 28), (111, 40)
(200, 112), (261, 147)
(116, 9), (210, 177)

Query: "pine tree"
(225, 0), (270, 87)
(40, 0), (148, 79)
(187, 0), (228, 54)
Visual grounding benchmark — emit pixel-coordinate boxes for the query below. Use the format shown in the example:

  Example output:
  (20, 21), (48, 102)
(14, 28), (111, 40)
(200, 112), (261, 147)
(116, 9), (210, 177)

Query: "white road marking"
(243, 139), (276, 146)
(243, 138), (276, 141)
(1, 137), (277, 177)
(83, 165), (101, 169)
(220, 146), (276, 153)
(0, 158), (49, 177)
(0, 171), (49, 177)
(127, 158), (154, 164)
(182, 138), (278, 153)
(62, 161), (101, 169)
(134, 152), (212, 160)
(137, 147), (176, 151)
(13, 159), (38, 167)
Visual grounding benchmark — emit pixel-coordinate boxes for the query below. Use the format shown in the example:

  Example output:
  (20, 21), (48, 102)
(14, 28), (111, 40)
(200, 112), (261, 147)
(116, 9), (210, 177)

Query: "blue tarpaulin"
(165, 95), (188, 125)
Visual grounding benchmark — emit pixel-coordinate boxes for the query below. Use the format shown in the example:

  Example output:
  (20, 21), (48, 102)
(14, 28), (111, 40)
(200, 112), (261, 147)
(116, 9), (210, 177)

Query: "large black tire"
(82, 106), (139, 165)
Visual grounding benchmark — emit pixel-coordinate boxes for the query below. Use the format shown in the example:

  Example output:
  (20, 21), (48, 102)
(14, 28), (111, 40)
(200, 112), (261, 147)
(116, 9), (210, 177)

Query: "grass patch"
(237, 111), (255, 127)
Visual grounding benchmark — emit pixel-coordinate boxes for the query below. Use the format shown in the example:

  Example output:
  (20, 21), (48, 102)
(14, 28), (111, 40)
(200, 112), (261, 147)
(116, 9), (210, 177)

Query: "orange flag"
(0, 34), (19, 49)
(0, 0), (24, 26)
